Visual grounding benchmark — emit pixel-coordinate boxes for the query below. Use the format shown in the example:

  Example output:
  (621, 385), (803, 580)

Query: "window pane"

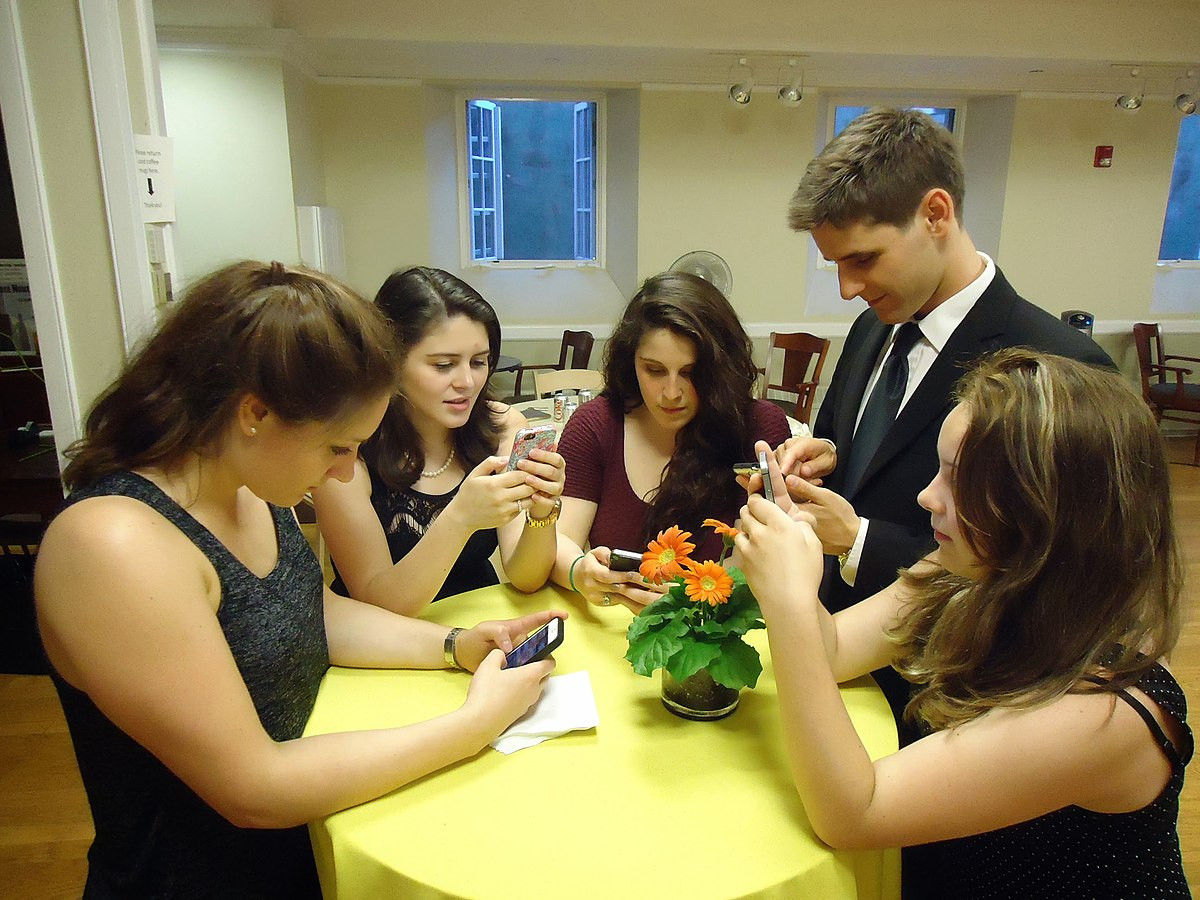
(472, 212), (484, 260)
(834, 104), (956, 137)
(1159, 115), (1200, 261)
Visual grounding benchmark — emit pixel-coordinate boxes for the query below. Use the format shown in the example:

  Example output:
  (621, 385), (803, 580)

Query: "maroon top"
(559, 396), (791, 561)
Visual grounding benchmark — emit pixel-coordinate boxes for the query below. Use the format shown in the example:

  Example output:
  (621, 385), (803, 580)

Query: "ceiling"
(154, 0), (1200, 97)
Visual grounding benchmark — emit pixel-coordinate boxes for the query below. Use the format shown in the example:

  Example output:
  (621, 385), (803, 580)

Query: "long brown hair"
(63, 261), (398, 491)
(363, 267), (504, 489)
(602, 272), (760, 543)
(891, 349), (1182, 730)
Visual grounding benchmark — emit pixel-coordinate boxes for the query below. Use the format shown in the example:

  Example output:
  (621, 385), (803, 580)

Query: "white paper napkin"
(490, 670), (599, 755)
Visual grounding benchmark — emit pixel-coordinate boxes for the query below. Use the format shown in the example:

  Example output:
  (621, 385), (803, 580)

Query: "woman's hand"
(454, 609), (568, 670)
(570, 548), (668, 613)
(446, 456), (536, 533)
(735, 495), (824, 616)
(515, 446), (566, 521)
(460, 649), (555, 742)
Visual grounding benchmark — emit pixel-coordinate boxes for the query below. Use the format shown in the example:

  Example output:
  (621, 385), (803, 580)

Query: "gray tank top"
(51, 471), (327, 898)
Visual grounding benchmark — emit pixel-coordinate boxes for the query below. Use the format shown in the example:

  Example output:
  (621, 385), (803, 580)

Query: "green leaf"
(663, 638), (721, 681)
(717, 603), (765, 636)
(624, 617), (689, 676)
(625, 611), (669, 645)
(706, 637), (763, 690)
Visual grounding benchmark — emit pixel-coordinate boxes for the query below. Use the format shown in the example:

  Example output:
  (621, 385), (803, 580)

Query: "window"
(462, 96), (602, 265)
(1159, 115), (1200, 263)
(832, 104), (958, 137)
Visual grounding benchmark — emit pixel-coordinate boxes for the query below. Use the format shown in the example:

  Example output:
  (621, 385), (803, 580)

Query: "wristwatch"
(443, 627), (465, 669)
(525, 497), (562, 528)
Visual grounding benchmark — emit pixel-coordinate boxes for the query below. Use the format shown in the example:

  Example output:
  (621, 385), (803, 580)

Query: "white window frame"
(455, 90), (606, 270)
(815, 94), (966, 271)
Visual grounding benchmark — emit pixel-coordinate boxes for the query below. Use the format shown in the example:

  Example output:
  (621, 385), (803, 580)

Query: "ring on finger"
(601, 593), (613, 607)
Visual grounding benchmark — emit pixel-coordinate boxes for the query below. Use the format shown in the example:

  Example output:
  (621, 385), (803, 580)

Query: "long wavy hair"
(602, 272), (760, 543)
(363, 267), (504, 490)
(63, 260), (399, 492)
(890, 349), (1183, 730)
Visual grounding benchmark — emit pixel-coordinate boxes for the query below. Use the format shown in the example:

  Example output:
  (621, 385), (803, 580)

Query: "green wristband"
(568, 553), (587, 593)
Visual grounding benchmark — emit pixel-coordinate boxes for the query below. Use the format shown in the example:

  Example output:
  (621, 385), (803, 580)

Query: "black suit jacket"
(814, 266), (1115, 613)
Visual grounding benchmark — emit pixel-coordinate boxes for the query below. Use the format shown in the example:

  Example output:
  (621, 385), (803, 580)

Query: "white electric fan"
(668, 251), (733, 297)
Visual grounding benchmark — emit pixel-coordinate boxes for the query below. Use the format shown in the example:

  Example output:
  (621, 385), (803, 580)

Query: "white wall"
(159, 52), (300, 287)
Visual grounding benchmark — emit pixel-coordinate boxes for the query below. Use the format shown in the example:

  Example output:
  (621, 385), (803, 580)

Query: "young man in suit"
(772, 107), (1114, 723)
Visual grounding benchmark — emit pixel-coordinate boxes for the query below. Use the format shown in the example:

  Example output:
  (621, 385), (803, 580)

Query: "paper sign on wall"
(134, 134), (176, 223)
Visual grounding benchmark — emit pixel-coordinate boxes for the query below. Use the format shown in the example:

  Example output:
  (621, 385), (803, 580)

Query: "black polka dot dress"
(903, 663), (1193, 898)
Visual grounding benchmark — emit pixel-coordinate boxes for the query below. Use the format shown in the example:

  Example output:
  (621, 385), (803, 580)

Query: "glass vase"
(660, 667), (741, 720)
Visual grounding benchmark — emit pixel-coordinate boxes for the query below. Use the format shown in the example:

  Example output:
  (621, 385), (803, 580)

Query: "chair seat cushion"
(1150, 382), (1200, 412)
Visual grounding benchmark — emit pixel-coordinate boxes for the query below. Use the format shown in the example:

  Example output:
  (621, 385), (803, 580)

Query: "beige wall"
(637, 89), (818, 326)
(16, 0), (125, 412)
(159, 52), (299, 287)
(314, 83), (430, 299)
(998, 96), (1179, 324)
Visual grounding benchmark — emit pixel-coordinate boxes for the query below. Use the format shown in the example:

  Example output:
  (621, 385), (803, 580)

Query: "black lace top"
(904, 662), (1193, 898)
(329, 461), (499, 602)
(50, 471), (325, 899)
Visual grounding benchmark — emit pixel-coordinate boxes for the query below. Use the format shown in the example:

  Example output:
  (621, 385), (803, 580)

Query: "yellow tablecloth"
(305, 585), (900, 900)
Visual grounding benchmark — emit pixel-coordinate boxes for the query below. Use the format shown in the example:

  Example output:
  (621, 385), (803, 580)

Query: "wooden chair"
(1133, 323), (1200, 466)
(511, 330), (594, 400)
(759, 332), (830, 426)
(534, 368), (604, 399)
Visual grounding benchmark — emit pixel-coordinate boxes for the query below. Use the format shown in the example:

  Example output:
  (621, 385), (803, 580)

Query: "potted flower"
(624, 520), (765, 720)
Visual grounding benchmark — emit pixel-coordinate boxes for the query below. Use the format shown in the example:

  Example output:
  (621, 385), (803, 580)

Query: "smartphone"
(504, 618), (564, 668)
(609, 549), (644, 573)
(507, 424), (557, 471)
(758, 448), (776, 504)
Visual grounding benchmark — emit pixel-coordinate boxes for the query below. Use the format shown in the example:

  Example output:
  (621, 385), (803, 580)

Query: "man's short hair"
(787, 107), (965, 232)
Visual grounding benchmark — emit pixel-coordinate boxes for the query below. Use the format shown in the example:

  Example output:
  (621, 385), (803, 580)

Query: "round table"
(305, 585), (899, 900)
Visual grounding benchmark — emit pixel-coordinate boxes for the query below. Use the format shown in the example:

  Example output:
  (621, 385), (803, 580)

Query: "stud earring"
(250, 426), (258, 436)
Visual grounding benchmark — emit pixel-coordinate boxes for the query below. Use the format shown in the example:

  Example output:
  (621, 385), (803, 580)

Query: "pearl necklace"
(421, 447), (455, 479)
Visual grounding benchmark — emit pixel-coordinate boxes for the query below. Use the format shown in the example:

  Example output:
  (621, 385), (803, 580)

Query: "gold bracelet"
(443, 627), (465, 669)
(525, 497), (562, 528)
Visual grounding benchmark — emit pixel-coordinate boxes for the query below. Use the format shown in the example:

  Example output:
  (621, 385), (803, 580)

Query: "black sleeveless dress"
(904, 662), (1193, 898)
(329, 460), (499, 602)
(49, 472), (326, 899)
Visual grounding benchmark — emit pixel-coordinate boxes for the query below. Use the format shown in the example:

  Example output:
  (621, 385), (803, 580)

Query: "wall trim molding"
(0, 0), (82, 455)
(500, 319), (1200, 343)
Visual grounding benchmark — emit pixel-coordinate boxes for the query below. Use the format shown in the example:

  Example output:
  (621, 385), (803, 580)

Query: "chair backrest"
(557, 330), (595, 370)
(535, 368), (604, 399)
(1132, 323), (1164, 397)
(761, 332), (831, 424)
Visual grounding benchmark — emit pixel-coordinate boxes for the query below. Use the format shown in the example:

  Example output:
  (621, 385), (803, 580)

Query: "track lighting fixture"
(1175, 71), (1198, 115)
(777, 59), (804, 106)
(728, 58), (753, 106)
(1115, 68), (1145, 111)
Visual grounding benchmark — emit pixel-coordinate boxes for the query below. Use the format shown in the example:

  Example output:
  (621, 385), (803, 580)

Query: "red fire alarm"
(1094, 145), (1114, 168)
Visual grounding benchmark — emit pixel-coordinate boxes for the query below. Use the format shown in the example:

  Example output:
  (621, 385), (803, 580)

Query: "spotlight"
(1174, 71), (1198, 115)
(728, 58), (753, 106)
(1115, 67), (1144, 111)
(777, 59), (804, 107)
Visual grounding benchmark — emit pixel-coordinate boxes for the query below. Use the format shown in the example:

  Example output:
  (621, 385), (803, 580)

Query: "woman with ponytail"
(37, 261), (561, 899)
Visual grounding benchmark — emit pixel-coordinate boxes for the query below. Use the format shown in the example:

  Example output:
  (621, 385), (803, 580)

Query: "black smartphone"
(504, 618), (564, 667)
(609, 549), (644, 573)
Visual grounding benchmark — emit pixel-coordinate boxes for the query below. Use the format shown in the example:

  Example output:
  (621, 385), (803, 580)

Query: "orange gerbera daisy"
(703, 518), (741, 540)
(681, 559), (734, 606)
(639, 526), (696, 583)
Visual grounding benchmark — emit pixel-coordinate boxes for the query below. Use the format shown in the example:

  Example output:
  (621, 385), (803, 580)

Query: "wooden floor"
(1, 437), (1198, 898)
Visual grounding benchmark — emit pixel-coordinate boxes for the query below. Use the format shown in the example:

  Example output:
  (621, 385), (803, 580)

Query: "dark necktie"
(841, 322), (923, 495)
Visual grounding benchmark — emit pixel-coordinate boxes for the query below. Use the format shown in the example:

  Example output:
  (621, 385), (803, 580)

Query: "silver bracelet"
(443, 627), (465, 669)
